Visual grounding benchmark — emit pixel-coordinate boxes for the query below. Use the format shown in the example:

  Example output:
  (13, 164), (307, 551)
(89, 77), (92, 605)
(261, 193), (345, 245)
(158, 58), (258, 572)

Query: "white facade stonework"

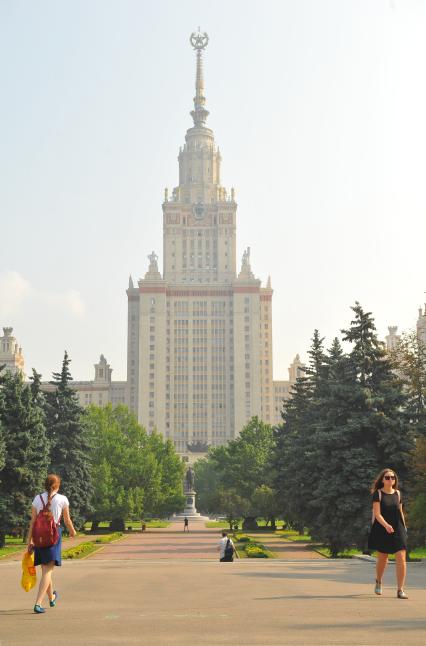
(0, 327), (25, 378)
(272, 355), (305, 427)
(126, 34), (274, 454)
(417, 305), (426, 345)
(41, 354), (127, 408)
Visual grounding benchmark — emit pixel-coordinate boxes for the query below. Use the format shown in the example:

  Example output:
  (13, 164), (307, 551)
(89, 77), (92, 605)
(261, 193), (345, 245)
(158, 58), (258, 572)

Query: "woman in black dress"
(368, 468), (408, 599)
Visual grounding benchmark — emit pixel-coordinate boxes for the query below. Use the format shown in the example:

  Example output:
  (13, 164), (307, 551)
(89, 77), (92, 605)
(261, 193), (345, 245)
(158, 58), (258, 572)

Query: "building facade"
(0, 327), (25, 378)
(40, 354), (126, 407)
(272, 355), (305, 427)
(417, 304), (426, 345)
(127, 32), (274, 454)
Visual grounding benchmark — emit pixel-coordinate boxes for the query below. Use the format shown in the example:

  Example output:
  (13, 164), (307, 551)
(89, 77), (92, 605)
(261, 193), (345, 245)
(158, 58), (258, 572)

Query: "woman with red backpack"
(27, 474), (76, 614)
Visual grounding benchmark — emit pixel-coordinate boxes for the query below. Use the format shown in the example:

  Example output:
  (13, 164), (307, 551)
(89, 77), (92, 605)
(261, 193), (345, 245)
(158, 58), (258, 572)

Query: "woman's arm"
(63, 506), (77, 537)
(27, 506), (37, 549)
(399, 504), (407, 530)
(373, 501), (394, 533)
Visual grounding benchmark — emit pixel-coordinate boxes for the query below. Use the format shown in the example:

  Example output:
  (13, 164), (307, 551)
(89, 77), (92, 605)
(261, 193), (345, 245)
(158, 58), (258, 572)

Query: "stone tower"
(126, 32), (274, 454)
(0, 327), (25, 377)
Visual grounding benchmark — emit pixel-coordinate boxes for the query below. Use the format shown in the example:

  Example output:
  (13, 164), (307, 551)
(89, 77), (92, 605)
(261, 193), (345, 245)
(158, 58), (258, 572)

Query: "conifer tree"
(308, 338), (377, 554)
(0, 370), (49, 547)
(274, 331), (325, 531)
(341, 303), (414, 480)
(45, 352), (93, 528)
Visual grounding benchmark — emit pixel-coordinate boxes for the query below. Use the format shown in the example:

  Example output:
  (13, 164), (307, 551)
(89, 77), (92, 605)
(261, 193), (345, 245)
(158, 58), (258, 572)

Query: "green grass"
(83, 519), (170, 530)
(0, 535), (27, 558)
(205, 521), (231, 528)
(63, 532), (123, 560)
(143, 520), (170, 528)
(232, 533), (276, 559)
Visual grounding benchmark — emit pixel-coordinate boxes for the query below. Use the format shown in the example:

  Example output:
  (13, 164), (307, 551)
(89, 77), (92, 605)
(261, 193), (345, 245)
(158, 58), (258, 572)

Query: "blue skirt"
(34, 527), (62, 566)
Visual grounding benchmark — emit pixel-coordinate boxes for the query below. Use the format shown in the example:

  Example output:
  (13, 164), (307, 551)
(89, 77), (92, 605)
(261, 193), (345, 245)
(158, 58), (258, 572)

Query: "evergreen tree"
(274, 331), (326, 531)
(45, 352), (93, 529)
(0, 370), (49, 547)
(308, 338), (377, 555)
(341, 303), (414, 480)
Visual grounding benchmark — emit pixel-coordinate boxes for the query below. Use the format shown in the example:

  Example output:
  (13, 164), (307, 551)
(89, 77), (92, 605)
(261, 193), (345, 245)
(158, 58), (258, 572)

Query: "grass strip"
(232, 533), (276, 558)
(62, 532), (123, 560)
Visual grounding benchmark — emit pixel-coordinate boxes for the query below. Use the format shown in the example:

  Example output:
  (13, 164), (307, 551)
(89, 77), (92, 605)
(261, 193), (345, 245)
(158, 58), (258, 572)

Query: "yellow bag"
(21, 550), (37, 592)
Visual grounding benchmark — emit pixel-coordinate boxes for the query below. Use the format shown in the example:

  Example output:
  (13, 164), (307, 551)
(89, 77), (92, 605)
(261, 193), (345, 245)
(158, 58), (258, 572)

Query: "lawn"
(0, 536), (27, 559)
(83, 519), (170, 530)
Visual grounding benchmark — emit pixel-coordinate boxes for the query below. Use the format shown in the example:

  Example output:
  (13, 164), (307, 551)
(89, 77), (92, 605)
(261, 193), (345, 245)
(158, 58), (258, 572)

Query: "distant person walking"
(184, 517), (189, 532)
(27, 474), (76, 614)
(218, 531), (238, 562)
(368, 468), (408, 599)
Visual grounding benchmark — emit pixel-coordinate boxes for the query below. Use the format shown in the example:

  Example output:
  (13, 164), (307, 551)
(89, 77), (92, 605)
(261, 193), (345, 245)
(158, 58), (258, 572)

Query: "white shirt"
(32, 492), (69, 524)
(218, 536), (234, 559)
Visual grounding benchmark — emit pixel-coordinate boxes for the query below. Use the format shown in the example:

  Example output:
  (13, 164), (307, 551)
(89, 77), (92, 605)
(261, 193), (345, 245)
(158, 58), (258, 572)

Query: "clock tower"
(162, 32), (236, 286)
(127, 32), (274, 454)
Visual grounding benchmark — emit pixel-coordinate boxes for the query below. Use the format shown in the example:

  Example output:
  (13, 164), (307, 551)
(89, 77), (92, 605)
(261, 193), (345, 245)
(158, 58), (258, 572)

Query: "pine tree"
(0, 370), (49, 547)
(274, 331), (326, 532)
(45, 352), (93, 529)
(308, 338), (377, 555)
(342, 303), (414, 481)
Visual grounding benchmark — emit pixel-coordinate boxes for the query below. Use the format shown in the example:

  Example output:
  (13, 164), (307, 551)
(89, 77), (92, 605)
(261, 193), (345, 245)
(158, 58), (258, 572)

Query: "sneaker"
(397, 589), (408, 599)
(374, 580), (382, 595)
(34, 604), (45, 614)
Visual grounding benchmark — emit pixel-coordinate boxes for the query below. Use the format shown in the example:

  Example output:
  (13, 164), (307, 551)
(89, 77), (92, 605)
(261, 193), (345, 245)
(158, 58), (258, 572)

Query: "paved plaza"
(1, 523), (425, 645)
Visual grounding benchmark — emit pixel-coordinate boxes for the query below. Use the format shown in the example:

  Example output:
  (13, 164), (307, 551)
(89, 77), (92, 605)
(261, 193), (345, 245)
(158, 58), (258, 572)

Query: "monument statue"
(185, 466), (195, 492)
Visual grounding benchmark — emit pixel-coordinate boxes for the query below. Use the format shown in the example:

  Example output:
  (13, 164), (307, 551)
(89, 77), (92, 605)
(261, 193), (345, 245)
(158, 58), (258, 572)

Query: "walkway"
(1, 558), (425, 645)
(89, 522), (323, 561)
(250, 531), (324, 559)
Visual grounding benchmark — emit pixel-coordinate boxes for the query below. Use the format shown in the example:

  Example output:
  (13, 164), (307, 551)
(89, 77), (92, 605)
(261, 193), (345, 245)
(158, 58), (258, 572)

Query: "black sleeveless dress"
(368, 490), (407, 554)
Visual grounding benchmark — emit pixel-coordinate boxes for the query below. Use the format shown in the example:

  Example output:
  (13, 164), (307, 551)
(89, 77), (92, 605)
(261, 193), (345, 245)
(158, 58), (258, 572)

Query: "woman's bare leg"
(395, 550), (406, 590)
(376, 552), (388, 583)
(35, 562), (55, 606)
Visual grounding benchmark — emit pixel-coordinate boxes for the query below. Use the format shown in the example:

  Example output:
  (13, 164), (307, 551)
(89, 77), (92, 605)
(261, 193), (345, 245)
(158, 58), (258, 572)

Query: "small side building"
(0, 327), (25, 378)
(272, 354), (305, 427)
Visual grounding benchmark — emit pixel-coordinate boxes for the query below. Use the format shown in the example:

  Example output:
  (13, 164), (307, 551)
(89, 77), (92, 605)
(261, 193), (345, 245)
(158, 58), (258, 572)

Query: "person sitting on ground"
(217, 531), (238, 562)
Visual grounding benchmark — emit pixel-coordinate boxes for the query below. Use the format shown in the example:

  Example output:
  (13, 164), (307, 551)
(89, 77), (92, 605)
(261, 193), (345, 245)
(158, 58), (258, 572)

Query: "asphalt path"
(1, 523), (425, 645)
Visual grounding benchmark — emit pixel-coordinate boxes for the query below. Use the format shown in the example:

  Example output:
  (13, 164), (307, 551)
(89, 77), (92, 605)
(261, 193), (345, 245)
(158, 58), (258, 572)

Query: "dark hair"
(371, 468), (399, 493)
(222, 531), (228, 537)
(45, 474), (61, 503)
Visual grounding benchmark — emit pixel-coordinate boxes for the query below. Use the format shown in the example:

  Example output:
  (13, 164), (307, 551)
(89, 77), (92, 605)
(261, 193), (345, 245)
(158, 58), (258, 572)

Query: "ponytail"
(45, 474), (61, 505)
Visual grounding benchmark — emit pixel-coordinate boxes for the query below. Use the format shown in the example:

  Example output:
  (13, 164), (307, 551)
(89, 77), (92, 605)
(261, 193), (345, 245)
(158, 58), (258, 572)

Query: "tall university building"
(8, 33), (424, 456)
(126, 32), (274, 453)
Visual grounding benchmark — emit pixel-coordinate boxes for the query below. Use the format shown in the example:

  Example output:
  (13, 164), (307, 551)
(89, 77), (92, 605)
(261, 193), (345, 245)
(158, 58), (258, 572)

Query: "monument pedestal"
(172, 489), (209, 521)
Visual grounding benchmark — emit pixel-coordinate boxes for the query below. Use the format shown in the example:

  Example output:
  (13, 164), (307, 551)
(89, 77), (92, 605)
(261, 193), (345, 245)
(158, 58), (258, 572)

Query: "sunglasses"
(384, 475), (396, 480)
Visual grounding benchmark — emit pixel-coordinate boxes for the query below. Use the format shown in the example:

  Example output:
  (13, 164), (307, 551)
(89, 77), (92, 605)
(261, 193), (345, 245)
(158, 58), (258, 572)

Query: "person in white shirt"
(217, 531), (238, 562)
(27, 473), (76, 614)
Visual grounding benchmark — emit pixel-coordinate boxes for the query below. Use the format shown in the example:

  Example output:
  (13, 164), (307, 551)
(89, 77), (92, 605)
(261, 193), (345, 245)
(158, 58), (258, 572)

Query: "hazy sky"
(1, 0), (425, 381)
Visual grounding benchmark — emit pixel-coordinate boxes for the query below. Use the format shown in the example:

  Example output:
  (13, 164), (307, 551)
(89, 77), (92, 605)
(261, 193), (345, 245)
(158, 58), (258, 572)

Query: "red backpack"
(32, 494), (59, 548)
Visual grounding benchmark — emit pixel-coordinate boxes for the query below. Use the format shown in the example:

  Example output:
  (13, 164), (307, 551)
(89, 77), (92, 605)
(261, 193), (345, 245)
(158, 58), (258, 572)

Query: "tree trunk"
(242, 517), (259, 530)
(0, 529), (6, 548)
(110, 518), (125, 532)
(91, 520), (100, 532)
(270, 516), (276, 531)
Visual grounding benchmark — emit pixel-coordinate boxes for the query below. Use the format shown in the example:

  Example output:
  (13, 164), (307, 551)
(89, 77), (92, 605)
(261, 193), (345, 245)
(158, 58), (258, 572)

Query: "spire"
(189, 30), (210, 128)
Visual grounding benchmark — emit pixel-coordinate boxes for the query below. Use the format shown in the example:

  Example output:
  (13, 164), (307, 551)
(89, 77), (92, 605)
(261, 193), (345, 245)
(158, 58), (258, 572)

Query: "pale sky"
(1, 0), (425, 381)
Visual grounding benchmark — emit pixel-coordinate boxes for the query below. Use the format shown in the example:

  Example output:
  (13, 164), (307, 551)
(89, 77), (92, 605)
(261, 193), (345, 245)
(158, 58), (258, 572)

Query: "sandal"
(397, 589), (408, 599)
(49, 591), (59, 607)
(374, 580), (382, 595)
